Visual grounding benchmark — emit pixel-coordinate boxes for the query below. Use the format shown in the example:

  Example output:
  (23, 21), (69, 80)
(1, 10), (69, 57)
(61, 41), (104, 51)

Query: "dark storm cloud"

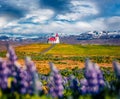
(39, 0), (70, 13)
(0, 1), (26, 18)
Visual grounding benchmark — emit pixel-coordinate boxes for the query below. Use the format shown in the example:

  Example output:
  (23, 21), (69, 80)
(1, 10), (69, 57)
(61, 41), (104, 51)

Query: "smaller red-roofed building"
(48, 33), (60, 44)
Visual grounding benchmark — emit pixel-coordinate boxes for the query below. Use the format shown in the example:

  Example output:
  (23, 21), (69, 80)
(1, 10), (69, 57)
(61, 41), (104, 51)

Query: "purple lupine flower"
(93, 63), (105, 87)
(48, 83), (55, 96)
(6, 45), (21, 83)
(0, 45), (21, 93)
(80, 85), (87, 94)
(0, 45), (44, 95)
(6, 45), (17, 63)
(80, 78), (88, 86)
(80, 59), (105, 94)
(0, 58), (10, 90)
(26, 57), (43, 94)
(80, 78), (88, 94)
(18, 71), (32, 95)
(18, 57), (42, 95)
(25, 57), (36, 73)
(48, 62), (64, 98)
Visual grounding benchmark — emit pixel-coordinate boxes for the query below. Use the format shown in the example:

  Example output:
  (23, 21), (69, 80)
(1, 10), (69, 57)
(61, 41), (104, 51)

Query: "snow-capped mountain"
(0, 33), (48, 41)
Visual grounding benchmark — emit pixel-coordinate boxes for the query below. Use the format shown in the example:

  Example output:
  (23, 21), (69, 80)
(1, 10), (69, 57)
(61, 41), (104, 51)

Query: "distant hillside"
(61, 37), (120, 45)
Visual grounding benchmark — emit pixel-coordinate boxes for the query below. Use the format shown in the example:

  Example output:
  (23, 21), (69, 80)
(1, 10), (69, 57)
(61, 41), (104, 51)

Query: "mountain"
(0, 33), (48, 41)
(0, 31), (120, 44)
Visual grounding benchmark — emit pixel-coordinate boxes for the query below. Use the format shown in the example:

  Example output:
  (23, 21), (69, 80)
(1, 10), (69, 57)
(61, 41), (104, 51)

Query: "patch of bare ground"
(18, 59), (112, 74)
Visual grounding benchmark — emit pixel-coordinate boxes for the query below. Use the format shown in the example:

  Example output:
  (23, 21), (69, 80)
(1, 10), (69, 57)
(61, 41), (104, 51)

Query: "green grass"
(46, 44), (120, 56)
(0, 43), (120, 63)
(1, 43), (119, 57)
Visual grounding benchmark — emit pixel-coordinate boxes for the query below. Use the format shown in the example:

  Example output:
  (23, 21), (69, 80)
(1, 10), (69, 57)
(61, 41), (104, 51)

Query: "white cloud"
(0, 0), (120, 35)
(56, 0), (99, 21)
(1, 0), (120, 35)
(7, 0), (39, 11)
(1, 8), (55, 33)
(89, 18), (107, 31)
(1, 20), (88, 34)
(106, 16), (120, 24)
(0, 15), (14, 28)
(105, 16), (120, 30)
(7, 21), (92, 34)
(25, 9), (54, 23)
(88, 16), (120, 31)
(0, 17), (8, 27)
(1, 16), (120, 34)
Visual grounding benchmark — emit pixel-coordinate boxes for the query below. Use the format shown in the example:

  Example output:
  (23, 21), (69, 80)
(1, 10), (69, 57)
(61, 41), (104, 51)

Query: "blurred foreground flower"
(80, 59), (105, 94)
(6, 45), (17, 63)
(17, 57), (42, 95)
(48, 62), (64, 98)
(0, 58), (9, 90)
(0, 45), (43, 95)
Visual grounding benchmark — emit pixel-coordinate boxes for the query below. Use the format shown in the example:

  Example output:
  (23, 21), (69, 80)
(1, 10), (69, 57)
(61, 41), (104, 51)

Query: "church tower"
(55, 33), (60, 43)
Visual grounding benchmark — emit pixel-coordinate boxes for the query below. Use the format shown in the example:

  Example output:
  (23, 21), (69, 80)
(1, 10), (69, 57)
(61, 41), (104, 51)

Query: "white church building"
(47, 33), (60, 44)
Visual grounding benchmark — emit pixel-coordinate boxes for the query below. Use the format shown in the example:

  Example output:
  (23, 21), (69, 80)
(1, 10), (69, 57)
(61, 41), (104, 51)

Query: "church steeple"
(56, 33), (59, 37)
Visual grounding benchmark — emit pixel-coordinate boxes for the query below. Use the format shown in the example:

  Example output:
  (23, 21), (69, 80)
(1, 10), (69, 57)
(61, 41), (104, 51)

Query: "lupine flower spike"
(0, 58), (9, 90)
(80, 59), (105, 94)
(6, 45), (17, 64)
(48, 62), (64, 98)
(25, 57), (43, 94)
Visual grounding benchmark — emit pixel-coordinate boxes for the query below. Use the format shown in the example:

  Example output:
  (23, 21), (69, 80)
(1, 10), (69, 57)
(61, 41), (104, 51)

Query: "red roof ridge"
(48, 37), (56, 41)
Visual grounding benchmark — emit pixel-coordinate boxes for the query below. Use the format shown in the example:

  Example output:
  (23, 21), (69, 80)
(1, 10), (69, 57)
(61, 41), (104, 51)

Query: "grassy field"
(15, 43), (52, 53)
(47, 44), (120, 56)
(0, 43), (120, 74)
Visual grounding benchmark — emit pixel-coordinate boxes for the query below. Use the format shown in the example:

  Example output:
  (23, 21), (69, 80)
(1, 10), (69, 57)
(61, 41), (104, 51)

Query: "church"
(47, 33), (60, 44)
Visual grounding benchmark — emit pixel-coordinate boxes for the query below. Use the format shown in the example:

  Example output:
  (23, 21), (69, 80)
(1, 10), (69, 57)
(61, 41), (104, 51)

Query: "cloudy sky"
(0, 0), (120, 34)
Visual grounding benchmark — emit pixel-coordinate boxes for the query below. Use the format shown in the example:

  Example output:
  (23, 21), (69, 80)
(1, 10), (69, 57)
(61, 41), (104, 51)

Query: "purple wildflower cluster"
(48, 62), (64, 98)
(80, 59), (105, 94)
(0, 45), (20, 91)
(0, 45), (42, 94)
(0, 58), (9, 90)
(17, 57), (42, 95)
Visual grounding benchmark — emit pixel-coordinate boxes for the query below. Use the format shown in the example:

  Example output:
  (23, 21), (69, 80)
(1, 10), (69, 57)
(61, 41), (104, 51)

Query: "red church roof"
(48, 37), (56, 41)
